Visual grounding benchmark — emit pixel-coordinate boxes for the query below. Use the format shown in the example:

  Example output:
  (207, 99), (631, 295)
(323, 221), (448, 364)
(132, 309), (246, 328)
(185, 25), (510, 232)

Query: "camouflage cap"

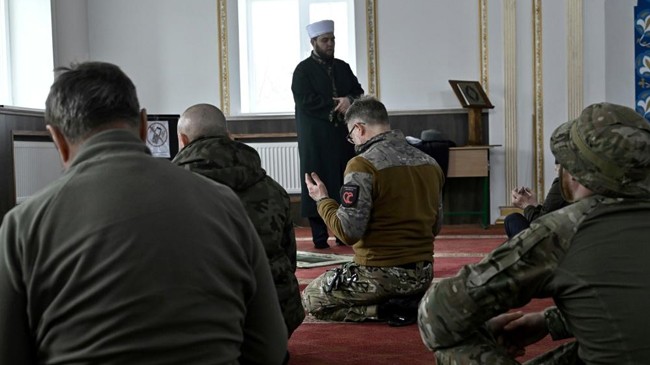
(550, 102), (650, 198)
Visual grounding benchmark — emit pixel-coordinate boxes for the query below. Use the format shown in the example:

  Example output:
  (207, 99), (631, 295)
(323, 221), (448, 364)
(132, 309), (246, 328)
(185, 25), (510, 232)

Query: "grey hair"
(177, 103), (228, 142)
(344, 95), (389, 127)
(45, 62), (141, 144)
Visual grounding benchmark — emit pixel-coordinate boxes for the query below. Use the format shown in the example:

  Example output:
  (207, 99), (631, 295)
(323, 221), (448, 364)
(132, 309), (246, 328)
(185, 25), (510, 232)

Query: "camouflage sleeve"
(418, 225), (560, 350)
(544, 306), (573, 340)
(317, 158), (374, 244)
(418, 197), (601, 350)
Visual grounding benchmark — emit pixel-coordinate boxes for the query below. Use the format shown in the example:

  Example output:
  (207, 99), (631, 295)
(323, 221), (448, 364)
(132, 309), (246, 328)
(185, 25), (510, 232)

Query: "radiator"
(13, 141), (64, 204)
(246, 142), (301, 194)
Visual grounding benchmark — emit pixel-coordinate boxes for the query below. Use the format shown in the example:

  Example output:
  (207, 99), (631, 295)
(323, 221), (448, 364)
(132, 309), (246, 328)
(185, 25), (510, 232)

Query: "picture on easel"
(448, 80), (494, 109)
(448, 80), (494, 145)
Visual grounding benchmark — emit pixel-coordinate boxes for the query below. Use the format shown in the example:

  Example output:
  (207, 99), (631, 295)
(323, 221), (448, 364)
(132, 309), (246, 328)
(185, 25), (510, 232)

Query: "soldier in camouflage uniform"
(303, 96), (444, 323)
(172, 104), (305, 337)
(418, 102), (650, 364)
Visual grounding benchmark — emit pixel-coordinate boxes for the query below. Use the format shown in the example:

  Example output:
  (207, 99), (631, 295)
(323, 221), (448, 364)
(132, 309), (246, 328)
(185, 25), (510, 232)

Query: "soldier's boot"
(377, 294), (423, 327)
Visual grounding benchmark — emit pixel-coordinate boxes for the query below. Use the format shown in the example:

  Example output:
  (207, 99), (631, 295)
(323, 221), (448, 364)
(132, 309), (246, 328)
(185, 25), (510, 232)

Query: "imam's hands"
(333, 97), (351, 115)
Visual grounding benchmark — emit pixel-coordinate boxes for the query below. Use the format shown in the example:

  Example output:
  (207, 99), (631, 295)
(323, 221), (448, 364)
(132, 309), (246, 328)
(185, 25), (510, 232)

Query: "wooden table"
(446, 146), (497, 227)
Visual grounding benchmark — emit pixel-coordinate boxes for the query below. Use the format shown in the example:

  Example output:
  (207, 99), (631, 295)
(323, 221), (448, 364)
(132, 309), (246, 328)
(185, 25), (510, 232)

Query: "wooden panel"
(447, 147), (489, 177)
(1, 108), (490, 222)
(0, 108), (48, 219)
(226, 109), (489, 147)
(232, 132), (296, 140)
(0, 111), (180, 219)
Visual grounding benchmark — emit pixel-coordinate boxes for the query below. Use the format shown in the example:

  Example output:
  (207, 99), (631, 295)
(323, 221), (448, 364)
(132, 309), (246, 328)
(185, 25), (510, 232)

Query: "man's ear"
(138, 108), (147, 141)
(179, 133), (190, 149)
(46, 125), (71, 166)
(357, 123), (367, 137)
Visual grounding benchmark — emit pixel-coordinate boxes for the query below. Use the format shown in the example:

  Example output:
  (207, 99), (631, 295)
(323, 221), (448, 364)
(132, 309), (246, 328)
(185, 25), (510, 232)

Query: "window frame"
(0, 0), (12, 105)
(0, 0), (54, 109)
(217, 0), (379, 117)
(233, 0), (356, 115)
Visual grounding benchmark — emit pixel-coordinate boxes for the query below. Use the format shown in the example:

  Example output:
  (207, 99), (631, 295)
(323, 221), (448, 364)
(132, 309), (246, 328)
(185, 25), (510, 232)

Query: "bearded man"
(418, 102), (650, 365)
(291, 19), (364, 249)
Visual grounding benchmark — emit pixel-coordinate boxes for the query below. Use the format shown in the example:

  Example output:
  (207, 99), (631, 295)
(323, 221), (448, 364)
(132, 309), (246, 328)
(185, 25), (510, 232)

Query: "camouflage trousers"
(301, 261), (432, 322)
(435, 329), (581, 365)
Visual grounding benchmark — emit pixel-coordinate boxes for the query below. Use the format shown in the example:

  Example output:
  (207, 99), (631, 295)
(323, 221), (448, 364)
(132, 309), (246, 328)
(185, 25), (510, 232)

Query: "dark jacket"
(523, 177), (569, 222)
(172, 136), (305, 336)
(292, 53), (364, 217)
(0, 130), (288, 364)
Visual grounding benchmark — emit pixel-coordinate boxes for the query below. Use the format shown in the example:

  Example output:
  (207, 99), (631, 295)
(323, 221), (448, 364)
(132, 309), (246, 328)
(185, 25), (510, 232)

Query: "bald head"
(177, 103), (228, 148)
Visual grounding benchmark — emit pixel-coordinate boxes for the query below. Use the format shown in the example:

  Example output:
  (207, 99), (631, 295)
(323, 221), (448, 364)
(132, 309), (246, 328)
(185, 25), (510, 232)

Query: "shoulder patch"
(340, 184), (360, 207)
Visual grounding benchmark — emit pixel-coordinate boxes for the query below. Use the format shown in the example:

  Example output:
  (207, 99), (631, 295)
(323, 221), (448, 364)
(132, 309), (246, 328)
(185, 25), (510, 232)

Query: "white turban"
(307, 20), (334, 39)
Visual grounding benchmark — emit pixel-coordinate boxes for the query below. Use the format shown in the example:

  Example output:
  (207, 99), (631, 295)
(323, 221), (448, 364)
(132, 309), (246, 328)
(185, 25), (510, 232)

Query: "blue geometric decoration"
(635, 0), (650, 120)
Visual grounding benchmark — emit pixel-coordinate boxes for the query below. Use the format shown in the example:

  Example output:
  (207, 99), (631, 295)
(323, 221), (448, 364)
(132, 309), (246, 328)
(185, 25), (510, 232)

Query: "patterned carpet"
(289, 225), (566, 365)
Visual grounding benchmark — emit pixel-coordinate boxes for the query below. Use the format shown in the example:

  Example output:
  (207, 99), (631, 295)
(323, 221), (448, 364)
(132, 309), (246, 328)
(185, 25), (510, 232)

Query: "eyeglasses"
(346, 123), (364, 144)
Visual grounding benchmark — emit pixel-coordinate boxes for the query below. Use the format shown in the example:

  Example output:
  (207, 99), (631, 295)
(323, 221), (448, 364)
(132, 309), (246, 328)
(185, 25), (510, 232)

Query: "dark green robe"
(291, 53), (364, 217)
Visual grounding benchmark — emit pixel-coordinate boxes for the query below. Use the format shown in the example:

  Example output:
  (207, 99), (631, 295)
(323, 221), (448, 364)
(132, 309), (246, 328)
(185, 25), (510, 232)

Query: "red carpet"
(290, 226), (566, 364)
(289, 322), (434, 365)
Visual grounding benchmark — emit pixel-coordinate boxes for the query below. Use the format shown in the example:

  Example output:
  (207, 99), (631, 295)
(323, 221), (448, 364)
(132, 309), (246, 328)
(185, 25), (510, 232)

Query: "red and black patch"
(340, 184), (359, 207)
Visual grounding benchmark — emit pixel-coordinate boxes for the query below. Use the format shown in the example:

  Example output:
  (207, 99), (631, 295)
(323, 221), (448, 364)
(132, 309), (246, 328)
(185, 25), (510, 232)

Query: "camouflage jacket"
(418, 195), (650, 363)
(318, 129), (444, 267)
(172, 136), (305, 334)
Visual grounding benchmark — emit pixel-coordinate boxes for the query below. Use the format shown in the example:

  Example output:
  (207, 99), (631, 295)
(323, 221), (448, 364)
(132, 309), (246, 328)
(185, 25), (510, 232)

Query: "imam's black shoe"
(314, 241), (330, 249)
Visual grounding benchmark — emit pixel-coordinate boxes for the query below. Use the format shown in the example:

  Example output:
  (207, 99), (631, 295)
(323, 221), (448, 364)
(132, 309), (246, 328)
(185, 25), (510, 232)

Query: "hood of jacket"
(172, 136), (266, 192)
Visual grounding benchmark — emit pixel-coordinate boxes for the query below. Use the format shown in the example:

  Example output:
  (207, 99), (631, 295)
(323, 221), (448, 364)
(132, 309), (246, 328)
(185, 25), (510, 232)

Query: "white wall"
(49, 0), (639, 223)
(87, 0), (219, 114)
(584, 0), (607, 107)
(376, 0), (480, 110)
(487, 0), (506, 216)
(515, 1), (535, 190)
(541, 0), (568, 187)
(51, 0), (89, 67)
(605, 0), (636, 108)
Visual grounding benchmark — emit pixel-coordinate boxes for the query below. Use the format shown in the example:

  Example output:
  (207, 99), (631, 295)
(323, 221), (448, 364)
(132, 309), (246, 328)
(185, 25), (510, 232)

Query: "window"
(0, 0), (11, 105)
(0, 0), (53, 109)
(237, 0), (356, 114)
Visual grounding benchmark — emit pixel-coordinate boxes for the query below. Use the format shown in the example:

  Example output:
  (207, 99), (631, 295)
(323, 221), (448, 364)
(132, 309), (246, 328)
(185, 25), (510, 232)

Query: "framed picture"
(449, 80), (494, 109)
